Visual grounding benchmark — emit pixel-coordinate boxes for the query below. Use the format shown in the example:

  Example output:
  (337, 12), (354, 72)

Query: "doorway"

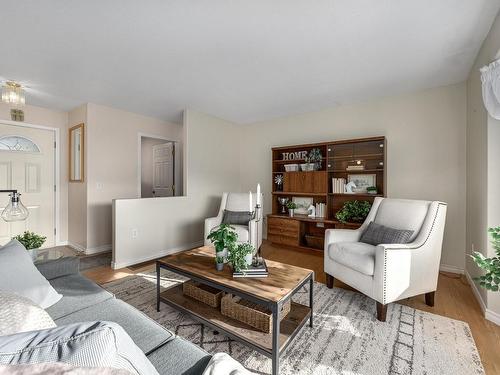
(139, 135), (176, 198)
(0, 121), (57, 247)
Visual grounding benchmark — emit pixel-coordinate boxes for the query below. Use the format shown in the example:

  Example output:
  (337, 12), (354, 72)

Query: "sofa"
(18, 256), (211, 374)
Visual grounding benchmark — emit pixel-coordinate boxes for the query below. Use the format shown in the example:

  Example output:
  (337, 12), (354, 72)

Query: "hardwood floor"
(83, 241), (500, 374)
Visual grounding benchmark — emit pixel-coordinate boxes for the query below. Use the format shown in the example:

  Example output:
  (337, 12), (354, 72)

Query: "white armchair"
(324, 197), (447, 321)
(204, 192), (263, 254)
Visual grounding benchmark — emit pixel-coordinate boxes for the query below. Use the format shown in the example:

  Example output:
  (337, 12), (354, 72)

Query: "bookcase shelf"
(268, 136), (386, 252)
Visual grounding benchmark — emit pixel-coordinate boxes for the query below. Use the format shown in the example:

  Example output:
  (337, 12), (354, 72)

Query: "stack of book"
(315, 203), (326, 218)
(332, 178), (346, 193)
(233, 260), (269, 278)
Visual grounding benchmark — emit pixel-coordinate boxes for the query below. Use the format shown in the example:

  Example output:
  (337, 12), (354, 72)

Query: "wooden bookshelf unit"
(268, 136), (386, 252)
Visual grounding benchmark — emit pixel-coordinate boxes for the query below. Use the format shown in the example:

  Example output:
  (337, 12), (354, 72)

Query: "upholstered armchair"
(204, 192), (263, 254)
(324, 197), (447, 321)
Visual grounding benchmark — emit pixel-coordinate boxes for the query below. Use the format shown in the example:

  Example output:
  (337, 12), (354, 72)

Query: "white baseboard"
(67, 242), (111, 255)
(464, 270), (500, 326)
(56, 241), (69, 246)
(439, 264), (464, 274)
(111, 241), (204, 270)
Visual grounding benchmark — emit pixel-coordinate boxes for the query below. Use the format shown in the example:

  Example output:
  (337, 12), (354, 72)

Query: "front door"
(0, 123), (55, 247)
(152, 142), (174, 197)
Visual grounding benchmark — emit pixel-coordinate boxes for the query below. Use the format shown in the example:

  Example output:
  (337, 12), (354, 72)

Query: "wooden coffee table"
(156, 246), (314, 375)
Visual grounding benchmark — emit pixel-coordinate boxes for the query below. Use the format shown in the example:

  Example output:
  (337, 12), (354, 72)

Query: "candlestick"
(249, 191), (252, 212)
(256, 184), (261, 205)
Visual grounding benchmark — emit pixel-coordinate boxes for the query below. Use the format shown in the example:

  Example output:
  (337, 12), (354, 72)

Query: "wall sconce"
(1, 190), (29, 222)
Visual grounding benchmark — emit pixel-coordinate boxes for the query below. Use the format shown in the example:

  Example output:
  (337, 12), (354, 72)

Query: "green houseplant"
(215, 256), (225, 271)
(366, 186), (378, 195)
(227, 242), (254, 273)
(206, 224), (238, 265)
(306, 148), (323, 170)
(13, 231), (46, 250)
(335, 200), (371, 224)
(470, 227), (500, 292)
(286, 201), (297, 217)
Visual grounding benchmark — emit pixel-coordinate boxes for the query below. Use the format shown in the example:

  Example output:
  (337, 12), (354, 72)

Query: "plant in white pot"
(286, 201), (298, 217)
(228, 242), (254, 274)
(206, 224), (238, 266)
(13, 231), (46, 260)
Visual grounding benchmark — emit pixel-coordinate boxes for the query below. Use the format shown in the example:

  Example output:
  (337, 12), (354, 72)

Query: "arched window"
(0, 135), (41, 152)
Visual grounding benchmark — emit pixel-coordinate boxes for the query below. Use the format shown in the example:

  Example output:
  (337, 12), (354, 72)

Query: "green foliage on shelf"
(13, 231), (47, 250)
(335, 200), (372, 224)
(206, 224), (238, 254)
(470, 227), (500, 292)
(228, 242), (254, 273)
(286, 201), (298, 209)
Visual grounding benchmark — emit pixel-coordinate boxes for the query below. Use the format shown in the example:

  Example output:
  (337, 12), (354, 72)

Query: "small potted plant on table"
(228, 242), (255, 275)
(286, 201), (298, 217)
(13, 231), (46, 260)
(206, 224), (238, 268)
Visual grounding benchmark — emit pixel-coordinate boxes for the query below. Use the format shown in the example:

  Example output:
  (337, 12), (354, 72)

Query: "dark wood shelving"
(268, 136), (386, 253)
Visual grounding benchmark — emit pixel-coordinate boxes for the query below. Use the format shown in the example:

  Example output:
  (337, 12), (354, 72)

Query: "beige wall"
(0, 102), (69, 244)
(113, 109), (241, 268)
(240, 83), (467, 271)
(67, 104), (87, 249)
(466, 10), (500, 319)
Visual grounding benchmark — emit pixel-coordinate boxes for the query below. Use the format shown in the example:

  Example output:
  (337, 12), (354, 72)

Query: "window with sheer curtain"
(481, 59), (500, 120)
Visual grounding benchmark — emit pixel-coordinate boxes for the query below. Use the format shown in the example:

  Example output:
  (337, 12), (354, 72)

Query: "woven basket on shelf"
(221, 294), (291, 333)
(182, 280), (223, 308)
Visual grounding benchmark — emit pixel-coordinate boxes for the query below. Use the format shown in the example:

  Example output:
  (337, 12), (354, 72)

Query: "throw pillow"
(221, 210), (253, 226)
(0, 321), (159, 375)
(0, 291), (56, 336)
(360, 221), (414, 246)
(0, 240), (62, 309)
(202, 353), (256, 375)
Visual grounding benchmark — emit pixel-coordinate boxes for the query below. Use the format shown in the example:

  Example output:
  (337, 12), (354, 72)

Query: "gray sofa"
(36, 256), (211, 375)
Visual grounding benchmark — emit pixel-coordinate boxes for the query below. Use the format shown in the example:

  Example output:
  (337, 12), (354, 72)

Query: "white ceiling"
(1, 1), (499, 124)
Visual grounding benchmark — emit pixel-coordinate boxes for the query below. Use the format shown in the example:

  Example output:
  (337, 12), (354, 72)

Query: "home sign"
(282, 151), (307, 160)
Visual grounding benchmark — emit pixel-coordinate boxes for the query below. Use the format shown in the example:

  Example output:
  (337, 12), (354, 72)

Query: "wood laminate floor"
(81, 241), (500, 374)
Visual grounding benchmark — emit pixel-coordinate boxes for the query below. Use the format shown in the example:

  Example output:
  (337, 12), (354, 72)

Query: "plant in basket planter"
(335, 200), (371, 224)
(470, 227), (500, 292)
(206, 224), (238, 265)
(286, 201), (297, 217)
(228, 243), (254, 273)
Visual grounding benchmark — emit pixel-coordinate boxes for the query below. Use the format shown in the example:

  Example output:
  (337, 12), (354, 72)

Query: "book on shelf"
(332, 178), (346, 194)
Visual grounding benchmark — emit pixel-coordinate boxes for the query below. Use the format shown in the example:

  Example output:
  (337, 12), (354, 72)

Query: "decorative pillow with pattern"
(221, 210), (253, 226)
(0, 291), (56, 336)
(360, 221), (414, 246)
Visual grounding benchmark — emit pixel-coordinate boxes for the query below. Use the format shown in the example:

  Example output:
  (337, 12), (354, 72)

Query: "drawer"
(267, 233), (299, 247)
(268, 225), (299, 238)
(267, 217), (299, 230)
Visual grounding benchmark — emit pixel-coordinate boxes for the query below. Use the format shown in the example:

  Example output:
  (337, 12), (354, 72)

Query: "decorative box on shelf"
(221, 293), (291, 333)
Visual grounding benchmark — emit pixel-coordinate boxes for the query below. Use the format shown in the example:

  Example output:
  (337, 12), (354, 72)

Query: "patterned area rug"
(102, 270), (484, 375)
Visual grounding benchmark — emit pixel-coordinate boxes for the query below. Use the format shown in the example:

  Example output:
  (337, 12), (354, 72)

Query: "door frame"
(137, 132), (177, 198)
(0, 119), (60, 245)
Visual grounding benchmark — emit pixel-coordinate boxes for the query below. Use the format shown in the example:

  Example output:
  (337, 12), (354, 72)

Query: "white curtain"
(481, 59), (500, 120)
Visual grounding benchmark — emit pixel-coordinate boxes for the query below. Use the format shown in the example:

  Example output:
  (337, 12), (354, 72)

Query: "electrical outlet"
(96, 182), (103, 190)
(131, 228), (138, 239)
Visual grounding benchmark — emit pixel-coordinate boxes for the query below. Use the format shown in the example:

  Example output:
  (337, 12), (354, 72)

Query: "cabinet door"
(284, 171), (326, 193)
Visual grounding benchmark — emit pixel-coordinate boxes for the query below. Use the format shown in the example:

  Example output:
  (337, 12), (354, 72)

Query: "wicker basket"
(221, 294), (291, 333)
(183, 280), (223, 308)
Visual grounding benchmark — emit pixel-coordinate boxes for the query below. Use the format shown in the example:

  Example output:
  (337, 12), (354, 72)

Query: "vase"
(216, 249), (228, 263)
(289, 209), (294, 217)
(244, 253), (253, 266)
(215, 262), (224, 271)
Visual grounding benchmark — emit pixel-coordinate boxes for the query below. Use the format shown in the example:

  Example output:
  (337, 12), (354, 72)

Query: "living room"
(1, 1), (500, 374)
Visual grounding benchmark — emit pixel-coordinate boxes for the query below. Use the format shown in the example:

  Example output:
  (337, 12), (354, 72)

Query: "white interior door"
(0, 123), (55, 247)
(152, 142), (174, 197)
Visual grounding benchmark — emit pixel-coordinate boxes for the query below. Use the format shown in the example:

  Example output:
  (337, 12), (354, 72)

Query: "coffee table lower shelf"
(159, 284), (311, 355)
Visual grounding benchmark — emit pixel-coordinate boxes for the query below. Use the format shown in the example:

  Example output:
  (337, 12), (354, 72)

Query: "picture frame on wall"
(292, 196), (313, 215)
(347, 174), (376, 193)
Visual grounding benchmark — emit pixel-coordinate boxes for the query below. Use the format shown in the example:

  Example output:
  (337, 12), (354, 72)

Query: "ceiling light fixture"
(1, 81), (26, 107)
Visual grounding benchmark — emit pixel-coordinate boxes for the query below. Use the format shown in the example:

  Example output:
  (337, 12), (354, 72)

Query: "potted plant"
(308, 148), (323, 170)
(470, 227), (500, 292)
(286, 201), (298, 217)
(335, 200), (372, 224)
(366, 186), (378, 195)
(228, 242), (254, 274)
(206, 224), (238, 265)
(13, 231), (46, 260)
(215, 256), (225, 271)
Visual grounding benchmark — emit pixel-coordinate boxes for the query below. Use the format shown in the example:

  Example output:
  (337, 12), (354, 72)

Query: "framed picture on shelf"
(292, 197), (313, 215)
(347, 174), (376, 193)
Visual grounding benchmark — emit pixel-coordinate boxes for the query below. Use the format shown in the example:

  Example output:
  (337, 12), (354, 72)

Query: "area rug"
(102, 270), (484, 375)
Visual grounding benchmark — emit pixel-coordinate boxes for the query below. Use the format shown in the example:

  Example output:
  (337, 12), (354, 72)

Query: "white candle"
(256, 184), (261, 205)
(249, 191), (253, 212)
